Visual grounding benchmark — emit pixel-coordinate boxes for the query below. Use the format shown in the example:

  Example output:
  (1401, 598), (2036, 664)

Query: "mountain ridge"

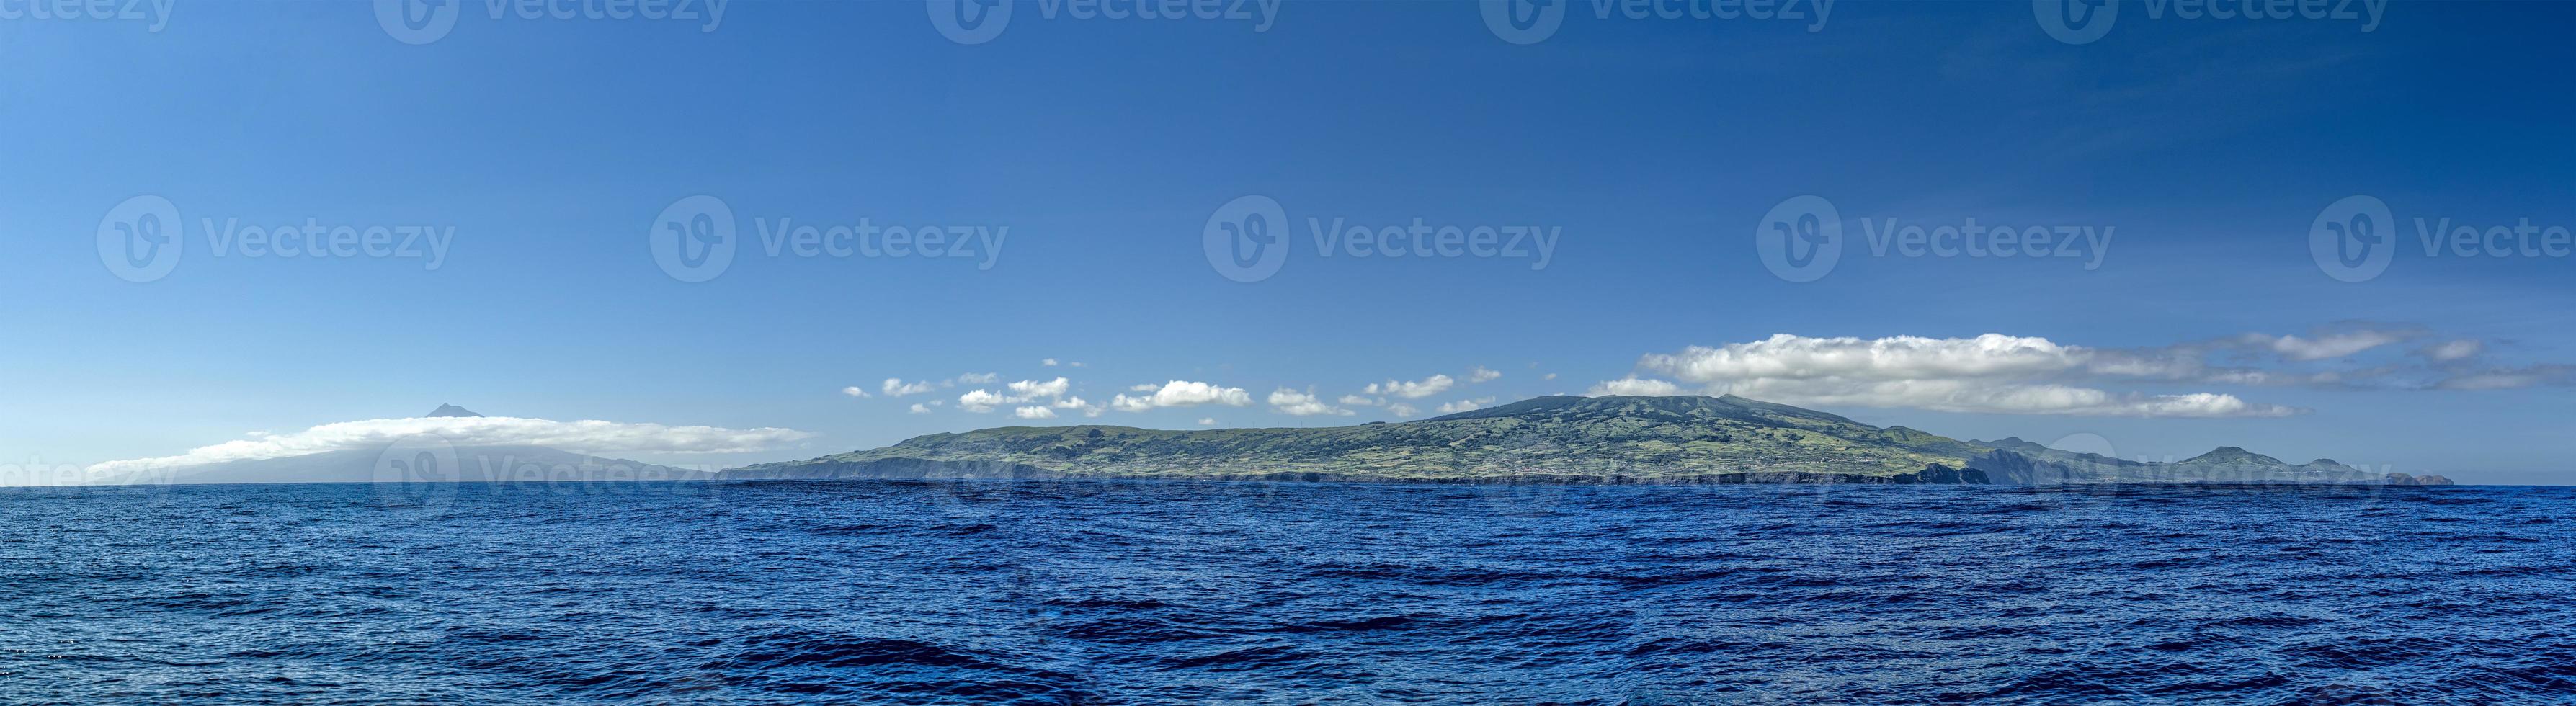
(720, 394), (2451, 486)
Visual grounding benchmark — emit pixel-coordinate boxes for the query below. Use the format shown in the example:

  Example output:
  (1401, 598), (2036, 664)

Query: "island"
(721, 395), (2453, 486)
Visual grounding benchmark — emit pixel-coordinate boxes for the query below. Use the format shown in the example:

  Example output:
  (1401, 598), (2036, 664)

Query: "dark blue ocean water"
(2, 481), (2570, 705)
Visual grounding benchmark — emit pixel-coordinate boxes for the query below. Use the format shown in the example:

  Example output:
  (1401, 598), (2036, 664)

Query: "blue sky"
(2, 1), (2571, 483)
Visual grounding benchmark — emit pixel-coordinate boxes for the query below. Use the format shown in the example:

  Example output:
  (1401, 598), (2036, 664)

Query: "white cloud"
(1013, 406), (1057, 419)
(954, 372), (999, 385)
(1052, 396), (1088, 409)
(958, 389), (1005, 413)
(1365, 374), (1455, 399)
(1589, 377), (1682, 396)
(1041, 358), (1059, 366)
(1710, 377), (2299, 418)
(1435, 398), (1493, 414)
(1634, 334), (2302, 418)
(1469, 366), (1502, 383)
(1337, 394), (1377, 406)
(1543, 372), (1558, 380)
(1008, 377), (1071, 399)
(882, 378), (940, 396)
(2246, 330), (2415, 361)
(1110, 380), (1253, 412)
(1269, 388), (1354, 416)
(1198, 418), (1218, 426)
(1646, 334), (2085, 382)
(1386, 403), (1420, 419)
(839, 386), (871, 398)
(87, 415), (814, 475)
(908, 403), (935, 414)
(2421, 339), (2484, 362)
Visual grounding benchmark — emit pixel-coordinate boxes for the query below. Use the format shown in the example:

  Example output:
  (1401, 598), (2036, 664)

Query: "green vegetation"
(724, 395), (1992, 483)
(723, 394), (2451, 485)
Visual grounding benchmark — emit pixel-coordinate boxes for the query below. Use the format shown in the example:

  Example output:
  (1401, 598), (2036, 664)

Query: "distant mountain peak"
(2182, 446), (2284, 466)
(426, 403), (483, 418)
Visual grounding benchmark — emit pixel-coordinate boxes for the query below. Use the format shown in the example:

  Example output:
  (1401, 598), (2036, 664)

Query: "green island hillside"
(723, 395), (2451, 486)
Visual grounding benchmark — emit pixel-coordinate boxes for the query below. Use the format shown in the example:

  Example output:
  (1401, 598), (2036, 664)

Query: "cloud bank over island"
(1609, 334), (2300, 418)
(837, 324), (2566, 424)
(87, 415), (813, 475)
(1577, 326), (2566, 419)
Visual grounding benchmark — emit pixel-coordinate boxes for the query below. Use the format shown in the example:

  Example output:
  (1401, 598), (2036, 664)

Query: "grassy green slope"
(725, 395), (1996, 482)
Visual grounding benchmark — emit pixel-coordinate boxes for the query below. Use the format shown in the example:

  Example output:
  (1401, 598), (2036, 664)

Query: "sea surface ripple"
(3, 481), (2570, 704)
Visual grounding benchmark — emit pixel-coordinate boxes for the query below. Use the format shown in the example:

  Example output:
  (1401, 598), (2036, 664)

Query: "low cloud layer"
(1112, 380), (1254, 412)
(1270, 388), (1354, 416)
(1610, 334), (2302, 418)
(89, 415), (814, 475)
(1365, 375), (1455, 399)
(852, 323), (2564, 426)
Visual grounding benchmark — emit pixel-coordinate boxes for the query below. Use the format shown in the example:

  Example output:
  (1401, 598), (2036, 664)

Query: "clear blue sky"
(3, 1), (2570, 483)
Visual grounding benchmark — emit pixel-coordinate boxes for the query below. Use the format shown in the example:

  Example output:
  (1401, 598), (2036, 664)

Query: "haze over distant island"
(84, 396), (2451, 487)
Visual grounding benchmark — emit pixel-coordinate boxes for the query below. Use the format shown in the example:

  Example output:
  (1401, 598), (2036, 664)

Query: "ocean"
(4, 481), (2570, 704)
